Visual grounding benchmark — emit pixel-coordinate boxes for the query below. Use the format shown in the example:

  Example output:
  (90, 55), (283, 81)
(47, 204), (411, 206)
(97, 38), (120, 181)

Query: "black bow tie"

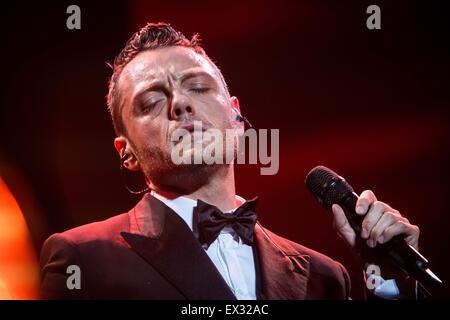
(195, 197), (258, 248)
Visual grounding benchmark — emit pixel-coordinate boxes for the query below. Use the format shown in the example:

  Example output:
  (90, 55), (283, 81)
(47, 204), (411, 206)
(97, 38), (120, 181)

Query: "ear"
(114, 136), (141, 172)
(230, 96), (241, 115)
(229, 96), (244, 132)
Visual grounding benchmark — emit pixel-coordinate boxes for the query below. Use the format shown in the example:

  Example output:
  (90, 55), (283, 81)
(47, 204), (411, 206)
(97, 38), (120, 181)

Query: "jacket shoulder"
(47, 212), (130, 246)
(39, 213), (130, 299)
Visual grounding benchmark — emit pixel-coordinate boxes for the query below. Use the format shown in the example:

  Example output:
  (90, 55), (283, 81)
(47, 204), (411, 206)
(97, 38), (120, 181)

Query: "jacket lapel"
(254, 223), (310, 300)
(121, 193), (236, 300)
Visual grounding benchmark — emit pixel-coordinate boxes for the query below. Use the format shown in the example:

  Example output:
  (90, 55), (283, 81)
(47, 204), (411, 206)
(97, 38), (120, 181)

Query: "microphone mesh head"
(305, 165), (354, 209)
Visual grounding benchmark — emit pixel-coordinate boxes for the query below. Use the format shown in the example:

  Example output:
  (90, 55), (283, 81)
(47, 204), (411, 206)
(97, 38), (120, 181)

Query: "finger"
(361, 201), (385, 239)
(382, 221), (420, 250)
(356, 190), (377, 215)
(367, 211), (401, 247)
(332, 204), (356, 246)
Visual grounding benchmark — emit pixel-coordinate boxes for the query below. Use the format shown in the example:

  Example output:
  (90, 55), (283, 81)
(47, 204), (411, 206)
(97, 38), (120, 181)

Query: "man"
(39, 22), (420, 299)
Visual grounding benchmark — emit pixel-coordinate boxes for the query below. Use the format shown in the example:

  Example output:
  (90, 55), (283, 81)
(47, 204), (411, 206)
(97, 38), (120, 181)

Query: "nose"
(170, 92), (194, 120)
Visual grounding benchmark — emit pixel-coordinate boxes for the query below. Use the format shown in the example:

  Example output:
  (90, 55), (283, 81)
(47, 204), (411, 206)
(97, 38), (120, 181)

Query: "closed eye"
(141, 99), (163, 113)
(190, 87), (210, 94)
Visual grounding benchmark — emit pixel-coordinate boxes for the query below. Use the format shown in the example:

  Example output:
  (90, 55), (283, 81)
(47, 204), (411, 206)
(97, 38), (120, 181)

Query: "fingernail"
(361, 229), (368, 238)
(356, 206), (364, 214)
(378, 236), (384, 244)
(367, 239), (374, 248)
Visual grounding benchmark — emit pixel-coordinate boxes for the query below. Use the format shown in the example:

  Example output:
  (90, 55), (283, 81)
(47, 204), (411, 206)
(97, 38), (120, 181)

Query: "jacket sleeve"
(39, 233), (89, 299)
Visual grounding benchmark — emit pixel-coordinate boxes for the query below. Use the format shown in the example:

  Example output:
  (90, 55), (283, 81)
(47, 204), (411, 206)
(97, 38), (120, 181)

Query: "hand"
(331, 190), (420, 250)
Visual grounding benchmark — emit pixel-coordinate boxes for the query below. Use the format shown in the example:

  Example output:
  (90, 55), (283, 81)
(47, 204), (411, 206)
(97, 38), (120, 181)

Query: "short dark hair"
(106, 22), (228, 136)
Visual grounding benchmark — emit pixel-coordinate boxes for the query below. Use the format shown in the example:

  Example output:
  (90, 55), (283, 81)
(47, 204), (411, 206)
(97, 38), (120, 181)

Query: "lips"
(179, 123), (197, 132)
(171, 121), (209, 144)
(176, 121), (210, 133)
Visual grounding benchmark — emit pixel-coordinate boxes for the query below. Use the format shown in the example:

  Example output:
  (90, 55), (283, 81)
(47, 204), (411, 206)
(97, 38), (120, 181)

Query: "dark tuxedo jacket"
(39, 193), (351, 299)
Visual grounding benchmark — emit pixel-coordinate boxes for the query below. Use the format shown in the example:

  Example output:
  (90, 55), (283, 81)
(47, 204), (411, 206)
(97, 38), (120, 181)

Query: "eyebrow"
(179, 70), (215, 84)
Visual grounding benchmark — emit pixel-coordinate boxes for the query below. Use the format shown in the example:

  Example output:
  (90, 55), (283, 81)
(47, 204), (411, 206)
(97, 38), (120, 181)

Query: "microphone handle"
(338, 191), (442, 291)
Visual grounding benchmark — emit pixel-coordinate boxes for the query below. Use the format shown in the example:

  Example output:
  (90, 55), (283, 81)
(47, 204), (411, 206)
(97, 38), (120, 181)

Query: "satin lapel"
(121, 194), (236, 300)
(254, 223), (310, 300)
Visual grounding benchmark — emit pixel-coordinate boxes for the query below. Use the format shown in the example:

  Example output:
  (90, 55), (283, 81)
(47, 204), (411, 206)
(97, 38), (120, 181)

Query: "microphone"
(305, 165), (443, 293)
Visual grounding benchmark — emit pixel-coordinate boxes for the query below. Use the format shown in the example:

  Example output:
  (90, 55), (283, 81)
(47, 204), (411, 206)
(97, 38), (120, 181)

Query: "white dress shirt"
(151, 190), (257, 300)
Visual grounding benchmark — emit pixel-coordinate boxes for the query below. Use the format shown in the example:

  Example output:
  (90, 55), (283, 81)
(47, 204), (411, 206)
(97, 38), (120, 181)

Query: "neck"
(150, 165), (238, 212)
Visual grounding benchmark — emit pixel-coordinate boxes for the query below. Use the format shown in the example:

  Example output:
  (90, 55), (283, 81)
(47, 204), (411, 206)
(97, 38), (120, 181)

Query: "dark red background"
(0, 0), (449, 299)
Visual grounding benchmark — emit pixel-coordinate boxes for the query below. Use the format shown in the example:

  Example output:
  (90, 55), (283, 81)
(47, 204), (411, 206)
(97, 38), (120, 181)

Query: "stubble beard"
(134, 142), (233, 194)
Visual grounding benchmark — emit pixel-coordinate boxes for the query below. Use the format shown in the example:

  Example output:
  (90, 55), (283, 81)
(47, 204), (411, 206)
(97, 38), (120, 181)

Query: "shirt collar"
(150, 190), (246, 231)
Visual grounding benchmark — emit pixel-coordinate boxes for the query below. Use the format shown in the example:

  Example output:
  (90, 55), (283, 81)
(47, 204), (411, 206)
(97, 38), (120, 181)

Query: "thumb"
(332, 204), (356, 247)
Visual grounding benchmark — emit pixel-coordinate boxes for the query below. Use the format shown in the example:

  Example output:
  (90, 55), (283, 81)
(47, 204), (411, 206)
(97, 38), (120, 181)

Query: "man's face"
(115, 46), (239, 189)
